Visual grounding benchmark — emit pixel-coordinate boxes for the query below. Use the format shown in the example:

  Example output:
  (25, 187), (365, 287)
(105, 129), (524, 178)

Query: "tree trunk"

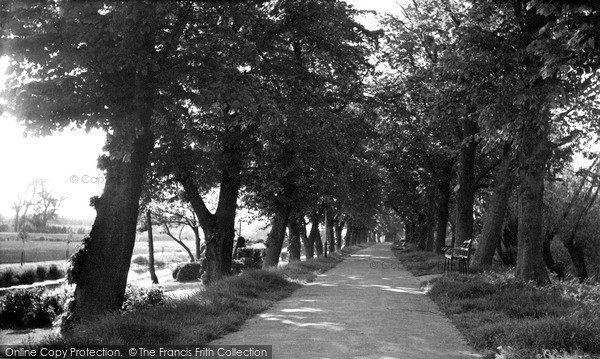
(425, 199), (436, 251)
(344, 222), (352, 247)
(192, 225), (203, 261)
(326, 213), (335, 253)
(178, 121), (242, 284)
(263, 206), (290, 268)
(516, 119), (550, 284)
(433, 160), (453, 253)
(147, 210), (159, 284)
(472, 144), (514, 268)
(564, 235), (588, 282)
(300, 219), (313, 259)
(288, 217), (302, 262)
(309, 212), (323, 257)
(334, 218), (345, 250)
(163, 225), (195, 262)
(455, 118), (478, 244)
(71, 111), (155, 321)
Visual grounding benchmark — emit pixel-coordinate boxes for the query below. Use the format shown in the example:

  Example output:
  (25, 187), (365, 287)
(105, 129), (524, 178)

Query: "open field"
(0, 233), (74, 242)
(0, 237), (196, 265)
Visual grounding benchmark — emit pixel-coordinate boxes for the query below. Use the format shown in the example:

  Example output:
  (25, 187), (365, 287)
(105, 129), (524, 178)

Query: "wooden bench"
(443, 239), (473, 274)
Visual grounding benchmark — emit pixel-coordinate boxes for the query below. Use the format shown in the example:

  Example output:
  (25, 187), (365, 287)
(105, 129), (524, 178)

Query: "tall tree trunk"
(263, 206), (290, 268)
(433, 160), (453, 253)
(472, 144), (514, 268)
(455, 118), (478, 244)
(343, 221), (352, 247)
(309, 212), (323, 257)
(71, 109), (155, 322)
(301, 219), (313, 259)
(516, 119), (550, 284)
(288, 217), (302, 262)
(178, 122), (243, 284)
(191, 225), (203, 261)
(334, 218), (345, 250)
(425, 199), (436, 251)
(564, 240), (588, 282)
(147, 210), (159, 284)
(326, 212), (335, 253)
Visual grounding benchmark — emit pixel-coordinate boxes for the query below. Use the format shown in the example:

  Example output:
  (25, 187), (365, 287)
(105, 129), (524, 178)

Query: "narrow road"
(210, 243), (480, 359)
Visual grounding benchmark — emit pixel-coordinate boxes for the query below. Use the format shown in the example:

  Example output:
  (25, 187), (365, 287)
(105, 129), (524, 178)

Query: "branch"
(175, 168), (214, 230)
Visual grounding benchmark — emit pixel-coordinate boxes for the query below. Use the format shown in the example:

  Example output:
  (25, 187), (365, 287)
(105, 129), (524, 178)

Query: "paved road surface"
(210, 243), (481, 359)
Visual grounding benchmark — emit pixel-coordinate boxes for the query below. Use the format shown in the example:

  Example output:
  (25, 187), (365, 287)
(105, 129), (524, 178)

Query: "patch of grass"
(38, 244), (370, 346)
(396, 248), (600, 358)
(392, 248), (444, 276)
(426, 274), (600, 358)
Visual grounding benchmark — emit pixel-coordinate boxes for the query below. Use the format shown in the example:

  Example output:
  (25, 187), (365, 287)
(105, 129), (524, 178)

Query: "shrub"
(236, 248), (264, 269)
(132, 256), (149, 267)
(47, 264), (63, 280)
(173, 262), (203, 282)
(36, 266), (48, 282)
(0, 289), (65, 328)
(0, 269), (17, 288)
(122, 285), (166, 311)
(17, 269), (37, 285)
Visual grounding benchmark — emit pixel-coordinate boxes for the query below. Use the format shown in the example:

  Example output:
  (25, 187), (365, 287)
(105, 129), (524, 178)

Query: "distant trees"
(11, 179), (65, 232)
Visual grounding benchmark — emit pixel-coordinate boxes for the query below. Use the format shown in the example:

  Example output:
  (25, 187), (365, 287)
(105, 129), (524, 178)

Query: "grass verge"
(391, 247), (444, 276)
(395, 248), (600, 359)
(35, 244), (370, 346)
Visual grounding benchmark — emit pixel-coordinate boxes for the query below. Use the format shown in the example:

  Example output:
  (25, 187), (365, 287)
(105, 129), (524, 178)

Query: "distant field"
(0, 232), (74, 241)
(0, 237), (196, 265)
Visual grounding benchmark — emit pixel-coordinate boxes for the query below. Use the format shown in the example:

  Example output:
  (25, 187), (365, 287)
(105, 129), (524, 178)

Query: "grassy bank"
(391, 248), (444, 276)
(394, 248), (600, 359)
(36, 244), (369, 346)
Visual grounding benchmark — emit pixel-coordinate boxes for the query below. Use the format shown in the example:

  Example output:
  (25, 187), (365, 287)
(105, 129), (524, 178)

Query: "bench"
(443, 239), (473, 274)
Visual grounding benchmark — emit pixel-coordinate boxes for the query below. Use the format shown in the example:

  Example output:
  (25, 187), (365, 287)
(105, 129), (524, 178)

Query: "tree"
(11, 179), (41, 232)
(31, 180), (66, 230)
(146, 210), (159, 285)
(2, 1), (217, 321)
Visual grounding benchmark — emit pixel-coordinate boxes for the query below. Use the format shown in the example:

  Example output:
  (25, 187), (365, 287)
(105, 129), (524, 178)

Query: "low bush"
(17, 269), (37, 285)
(122, 285), (166, 311)
(132, 255), (149, 267)
(47, 264), (64, 280)
(236, 247), (264, 267)
(0, 288), (65, 328)
(173, 262), (203, 282)
(36, 266), (48, 282)
(0, 269), (18, 287)
(0, 264), (65, 288)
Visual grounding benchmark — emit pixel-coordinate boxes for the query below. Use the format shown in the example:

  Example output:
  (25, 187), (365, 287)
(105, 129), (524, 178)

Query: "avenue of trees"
(1, 0), (599, 324)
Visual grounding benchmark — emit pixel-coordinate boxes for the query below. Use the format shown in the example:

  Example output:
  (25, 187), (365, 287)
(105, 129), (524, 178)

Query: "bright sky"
(0, 56), (105, 221)
(0, 1), (402, 221)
